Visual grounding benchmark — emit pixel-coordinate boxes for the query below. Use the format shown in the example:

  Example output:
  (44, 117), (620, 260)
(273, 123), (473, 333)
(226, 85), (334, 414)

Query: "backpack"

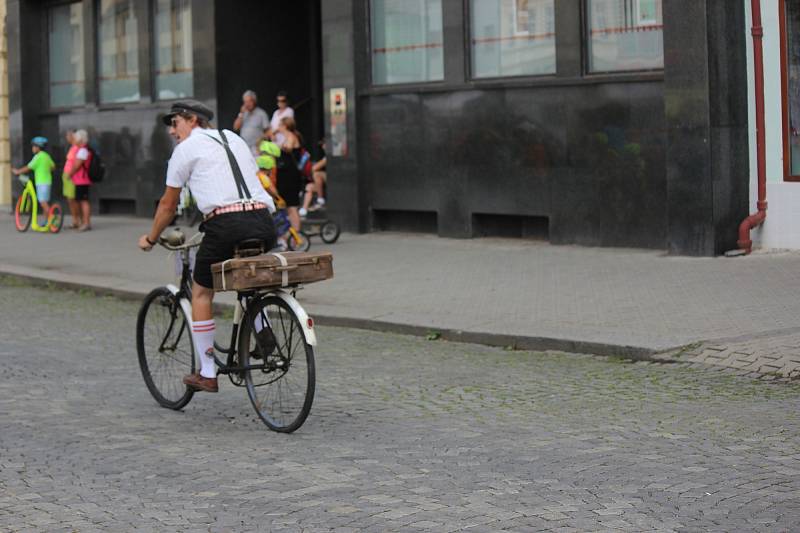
(86, 147), (106, 183)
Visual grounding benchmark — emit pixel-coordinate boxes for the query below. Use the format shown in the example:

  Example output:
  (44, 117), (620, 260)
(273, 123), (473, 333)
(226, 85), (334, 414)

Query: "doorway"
(214, 0), (324, 158)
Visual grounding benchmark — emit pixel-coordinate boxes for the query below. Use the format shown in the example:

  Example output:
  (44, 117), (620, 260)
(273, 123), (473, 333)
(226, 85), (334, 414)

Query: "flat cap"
(162, 100), (214, 125)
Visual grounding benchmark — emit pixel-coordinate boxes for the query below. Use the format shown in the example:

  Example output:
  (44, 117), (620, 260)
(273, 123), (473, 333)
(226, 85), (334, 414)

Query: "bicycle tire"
(15, 191), (32, 232)
(48, 203), (64, 233)
(239, 295), (315, 433)
(320, 222), (341, 244)
(288, 230), (311, 252)
(136, 287), (195, 410)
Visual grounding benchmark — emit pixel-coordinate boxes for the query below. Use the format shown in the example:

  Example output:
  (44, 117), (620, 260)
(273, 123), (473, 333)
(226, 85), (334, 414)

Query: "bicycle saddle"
(234, 239), (267, 257)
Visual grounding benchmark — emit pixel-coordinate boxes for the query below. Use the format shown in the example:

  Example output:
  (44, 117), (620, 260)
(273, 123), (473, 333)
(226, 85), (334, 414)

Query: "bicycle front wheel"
(239, 295), (315, 432)
(15, 191), (33, 232)
(136, 287), (195, 409)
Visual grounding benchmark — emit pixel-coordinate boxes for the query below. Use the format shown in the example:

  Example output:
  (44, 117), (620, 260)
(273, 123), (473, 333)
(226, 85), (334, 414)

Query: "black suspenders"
(204, 130), (252, 201)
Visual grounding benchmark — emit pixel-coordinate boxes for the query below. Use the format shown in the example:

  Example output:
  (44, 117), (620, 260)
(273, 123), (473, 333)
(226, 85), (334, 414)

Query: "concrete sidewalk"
(2, 212), (800, 375)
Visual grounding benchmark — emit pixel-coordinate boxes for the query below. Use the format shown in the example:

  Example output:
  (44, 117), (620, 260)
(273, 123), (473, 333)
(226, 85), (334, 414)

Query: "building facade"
(8, 1), (754, 255)
(748, 0), (800, 250)
(1, 0), (10, 208)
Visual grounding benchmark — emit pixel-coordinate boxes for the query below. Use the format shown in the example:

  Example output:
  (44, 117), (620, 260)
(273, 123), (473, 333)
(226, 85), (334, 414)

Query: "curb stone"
(4, 268), (798, 380)
(0, 269), (668, 360)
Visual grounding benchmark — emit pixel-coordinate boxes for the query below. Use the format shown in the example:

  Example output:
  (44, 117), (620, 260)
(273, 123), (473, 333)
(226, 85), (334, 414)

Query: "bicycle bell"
(164, 228), (186, 247)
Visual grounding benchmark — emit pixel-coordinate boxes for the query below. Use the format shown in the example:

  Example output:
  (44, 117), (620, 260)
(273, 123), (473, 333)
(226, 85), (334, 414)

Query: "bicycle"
(135, 229), (316, 433)
(274, 206), (311, 252)
(14, 175), (64, 233)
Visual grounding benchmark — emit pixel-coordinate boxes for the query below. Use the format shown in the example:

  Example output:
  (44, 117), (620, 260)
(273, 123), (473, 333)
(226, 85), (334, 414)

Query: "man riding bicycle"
(138, 100), (277, 393)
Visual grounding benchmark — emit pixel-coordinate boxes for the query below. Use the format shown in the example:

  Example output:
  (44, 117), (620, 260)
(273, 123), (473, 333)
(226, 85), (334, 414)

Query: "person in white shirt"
(138, 100), (277, 393)
(270, 91), (295, 146)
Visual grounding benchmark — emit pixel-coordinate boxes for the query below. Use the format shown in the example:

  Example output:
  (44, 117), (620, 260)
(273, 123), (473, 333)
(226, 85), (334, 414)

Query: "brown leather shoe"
(183, 373), (218, 393)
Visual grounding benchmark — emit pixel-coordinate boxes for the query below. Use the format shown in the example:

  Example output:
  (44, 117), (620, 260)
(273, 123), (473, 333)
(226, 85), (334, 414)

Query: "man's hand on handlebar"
(138, 234), (157, 251)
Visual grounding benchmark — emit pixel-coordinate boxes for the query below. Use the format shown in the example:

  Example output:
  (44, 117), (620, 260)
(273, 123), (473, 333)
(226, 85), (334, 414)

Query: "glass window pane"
(98, 0), (140, 103)
(371, 0), (444, 85)
(587, 0), (663, 72)
(48, 3), (85, 108)
(470, 0), (556, 78)
(786, 1), (800, 176)
(154, 0), (193, 100)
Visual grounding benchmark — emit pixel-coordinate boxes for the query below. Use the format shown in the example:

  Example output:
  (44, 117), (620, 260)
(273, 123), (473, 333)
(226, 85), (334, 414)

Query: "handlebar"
(157, 229), (202, 251)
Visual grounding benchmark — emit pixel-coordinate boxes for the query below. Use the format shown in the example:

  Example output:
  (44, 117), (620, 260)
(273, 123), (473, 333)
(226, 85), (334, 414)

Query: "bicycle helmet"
(31, 136), (48, 148)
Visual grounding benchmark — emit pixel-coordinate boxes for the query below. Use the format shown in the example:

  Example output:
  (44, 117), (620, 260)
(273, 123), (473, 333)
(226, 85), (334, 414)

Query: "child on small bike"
(12, 136), (55, 214)
(256, 148), (292, 251)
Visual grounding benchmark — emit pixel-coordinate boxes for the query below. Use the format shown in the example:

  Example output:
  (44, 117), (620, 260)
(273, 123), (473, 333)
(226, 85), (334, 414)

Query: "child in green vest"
(12, 136), (56, 214)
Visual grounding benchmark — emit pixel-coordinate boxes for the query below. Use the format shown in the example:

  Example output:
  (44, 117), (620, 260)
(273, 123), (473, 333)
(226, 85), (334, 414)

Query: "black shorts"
(193, 209), (277, 289)
(75, 185), (90, 201)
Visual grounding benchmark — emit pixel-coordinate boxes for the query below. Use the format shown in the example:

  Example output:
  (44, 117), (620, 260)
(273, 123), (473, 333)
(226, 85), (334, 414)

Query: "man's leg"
(191, 283), (218, 379)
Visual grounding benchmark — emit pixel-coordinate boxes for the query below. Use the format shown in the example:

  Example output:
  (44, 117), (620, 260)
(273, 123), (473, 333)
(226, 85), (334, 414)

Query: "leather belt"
(204, 202), (269, 222)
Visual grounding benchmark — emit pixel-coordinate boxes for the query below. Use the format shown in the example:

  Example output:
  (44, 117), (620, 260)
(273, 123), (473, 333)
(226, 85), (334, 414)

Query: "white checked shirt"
(166, 127), (275, 215)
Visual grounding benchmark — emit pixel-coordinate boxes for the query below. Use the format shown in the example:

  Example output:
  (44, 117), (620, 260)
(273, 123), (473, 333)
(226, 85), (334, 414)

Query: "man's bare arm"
(138, 186), (182, 251)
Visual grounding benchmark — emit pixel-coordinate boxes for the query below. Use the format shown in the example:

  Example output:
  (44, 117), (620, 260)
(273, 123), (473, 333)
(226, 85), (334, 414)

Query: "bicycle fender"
(273, 290), (318, 346)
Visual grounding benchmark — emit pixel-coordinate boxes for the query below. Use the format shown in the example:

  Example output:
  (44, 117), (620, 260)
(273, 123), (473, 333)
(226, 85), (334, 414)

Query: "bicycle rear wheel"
(288, 230), (311, 252)
(136, 287), (195, 409)
(48, 203), (64, 233)
(15, 191), (33, 232)
(239, 295), (315, 432)
(320, 222), (341, 244)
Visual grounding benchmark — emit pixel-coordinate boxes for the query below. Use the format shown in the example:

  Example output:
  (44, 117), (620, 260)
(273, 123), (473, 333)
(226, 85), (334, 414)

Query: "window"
(586, 0), (663, 72)
(371, 0), (444, 85)
(98, 0), (140, 103)
(470, 0), (556, 78)
(48, 3), (85, 108)
(154, 0), (193, 100)
(782, 0), (800, 179)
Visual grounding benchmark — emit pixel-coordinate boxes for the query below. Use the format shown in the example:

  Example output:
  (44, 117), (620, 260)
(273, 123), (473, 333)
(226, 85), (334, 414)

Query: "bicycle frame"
(17, 177), (51, 232)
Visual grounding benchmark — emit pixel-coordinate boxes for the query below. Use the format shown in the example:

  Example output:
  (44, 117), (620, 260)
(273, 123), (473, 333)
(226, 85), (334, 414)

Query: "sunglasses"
(277, 99), (287, 103)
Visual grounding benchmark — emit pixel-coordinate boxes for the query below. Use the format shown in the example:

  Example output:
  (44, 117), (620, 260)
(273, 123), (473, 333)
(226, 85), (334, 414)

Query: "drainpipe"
(735, 0), (767, 254)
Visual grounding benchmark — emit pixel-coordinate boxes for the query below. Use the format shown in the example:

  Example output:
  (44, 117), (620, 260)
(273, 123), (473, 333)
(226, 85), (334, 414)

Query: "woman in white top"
(270, 91), (294, 146)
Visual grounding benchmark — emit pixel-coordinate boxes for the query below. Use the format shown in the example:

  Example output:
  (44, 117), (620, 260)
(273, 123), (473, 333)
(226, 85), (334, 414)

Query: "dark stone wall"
(361, 81), (666, 248)
(664, 0), (750, 255)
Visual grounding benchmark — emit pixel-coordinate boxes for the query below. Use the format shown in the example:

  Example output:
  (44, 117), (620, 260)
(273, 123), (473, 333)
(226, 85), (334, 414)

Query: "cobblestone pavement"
(2, 281), (800, 532)
(676, 330), (800, 380)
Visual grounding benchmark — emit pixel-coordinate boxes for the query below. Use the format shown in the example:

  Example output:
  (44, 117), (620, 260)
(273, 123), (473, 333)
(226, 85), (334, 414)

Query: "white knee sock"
(192, 319), (217, 378)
